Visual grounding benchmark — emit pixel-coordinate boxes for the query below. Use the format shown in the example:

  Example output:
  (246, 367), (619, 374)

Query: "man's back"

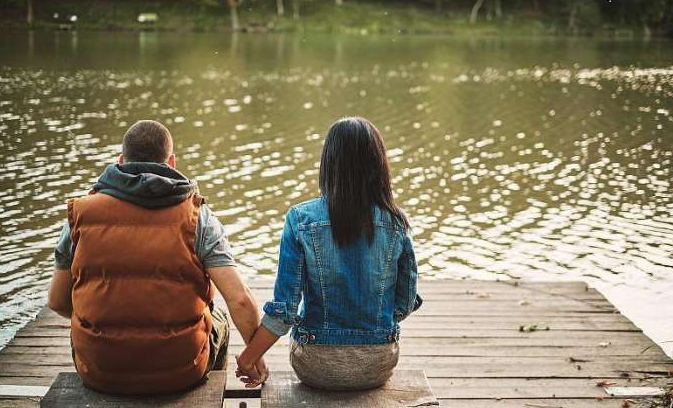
(69, 190), (212, 394)
(48, 120), (267, 395)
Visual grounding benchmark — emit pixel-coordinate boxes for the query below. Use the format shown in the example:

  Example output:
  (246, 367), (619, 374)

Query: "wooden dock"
(0, 279), (671, 407)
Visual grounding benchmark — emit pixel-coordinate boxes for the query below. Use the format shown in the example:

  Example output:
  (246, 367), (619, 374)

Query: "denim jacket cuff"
(263, 301), (290, 321)
(261, 314), (291, 337)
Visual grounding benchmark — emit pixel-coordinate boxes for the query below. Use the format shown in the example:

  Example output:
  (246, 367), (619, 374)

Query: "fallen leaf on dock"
(568, 357), (591, 363)
(596, 380), (617, 387)
(599, 341), (611, 347)
(476, 292), (490, 299)
(518, 299), (530, 306)
(519, 324), (550, 332)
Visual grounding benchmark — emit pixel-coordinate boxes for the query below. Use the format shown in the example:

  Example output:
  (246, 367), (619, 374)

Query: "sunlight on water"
(1, 33), (673, 354)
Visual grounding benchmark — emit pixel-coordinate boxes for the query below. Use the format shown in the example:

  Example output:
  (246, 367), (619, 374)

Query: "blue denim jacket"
(261, 197), (422, 345)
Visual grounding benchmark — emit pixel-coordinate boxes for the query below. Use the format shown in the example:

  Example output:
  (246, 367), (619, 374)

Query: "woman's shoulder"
(373, 205), (409, 234)
(288, 197), (328, 226)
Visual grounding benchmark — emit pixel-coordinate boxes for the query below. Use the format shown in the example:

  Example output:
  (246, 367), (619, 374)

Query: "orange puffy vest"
(67, 192), (213, 395)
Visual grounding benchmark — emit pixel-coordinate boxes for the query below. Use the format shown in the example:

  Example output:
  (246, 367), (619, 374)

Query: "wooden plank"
(0, 378), (55, 387)
(261, 370), (438, 408)
(2, 350), (670, 368)
(0, 400), (39, 408)
(22, 319), (641, 332)
(11, 327), (649, 340)
(437, 399), (659, 408)
(0, 385), (50, 398)
(428, 378), (673, 399)
(26, 314), (640, 331)
(224, 398), (260, 408)
(2, 358), (671, 380)
(210, 288), (612, 301)
(2, 344), (668, 362)
(3, 333), (660, 351)
(39, 371), (226, 408)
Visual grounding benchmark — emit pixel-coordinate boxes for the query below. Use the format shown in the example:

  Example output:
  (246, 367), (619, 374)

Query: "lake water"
(1, 32), (672, 355)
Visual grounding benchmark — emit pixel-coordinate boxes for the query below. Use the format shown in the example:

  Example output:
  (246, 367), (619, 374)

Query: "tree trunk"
(494, 0), (502, 19)
(276, 0), (284, 16)
(643, 24), (652, 39)
(292, 0), (299, 20)
(532, 0), (539, 13)
(567, 0), (578, 32)
(470, 0), (485, 24)
(227, 0), (239, 31)
(26, 0), (34, 27)
(435, 0), (442, 13)
(335, 0), (343, 5)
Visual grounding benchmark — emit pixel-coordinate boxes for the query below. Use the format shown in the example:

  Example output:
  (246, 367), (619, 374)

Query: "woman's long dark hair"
(319, 117), (409, 247)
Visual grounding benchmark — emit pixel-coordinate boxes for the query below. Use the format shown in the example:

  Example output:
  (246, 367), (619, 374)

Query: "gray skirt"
(289, 339), (399, 391)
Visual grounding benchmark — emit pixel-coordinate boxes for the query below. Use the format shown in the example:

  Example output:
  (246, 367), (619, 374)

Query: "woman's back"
(288, 197), (410, 342)
(239, 117), (422, 391)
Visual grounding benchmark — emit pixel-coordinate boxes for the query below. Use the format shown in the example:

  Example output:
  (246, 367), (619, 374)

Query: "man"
(48, 120), (267, 394)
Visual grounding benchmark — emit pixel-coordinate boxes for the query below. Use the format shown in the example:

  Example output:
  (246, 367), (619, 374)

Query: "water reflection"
(1, 32), (673, 353)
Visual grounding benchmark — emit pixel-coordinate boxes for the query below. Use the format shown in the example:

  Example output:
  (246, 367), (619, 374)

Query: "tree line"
(6, 0), (673, 35)
(213, 0), (673, 33)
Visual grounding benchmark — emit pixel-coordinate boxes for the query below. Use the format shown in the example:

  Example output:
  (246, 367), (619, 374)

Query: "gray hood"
(92, 162), (197, 208)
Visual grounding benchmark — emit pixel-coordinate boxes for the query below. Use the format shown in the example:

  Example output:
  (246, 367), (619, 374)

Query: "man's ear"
(118, 154), (124, 164)
(167, 154), (176, 168)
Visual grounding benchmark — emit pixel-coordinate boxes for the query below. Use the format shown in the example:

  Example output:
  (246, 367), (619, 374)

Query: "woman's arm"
(237, 207), (306, 384)
(236, 325), (279, 385)
(394, 232), (422, 323)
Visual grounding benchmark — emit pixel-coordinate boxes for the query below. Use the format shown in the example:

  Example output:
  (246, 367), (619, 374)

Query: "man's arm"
(48, 269), (73, 319)
(198, 204), (267, 384)
(209, 266), (268, 385)
(208, 266), (261, 345)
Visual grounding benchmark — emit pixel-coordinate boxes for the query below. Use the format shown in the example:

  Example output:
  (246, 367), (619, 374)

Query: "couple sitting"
(48, 117), (422, 394)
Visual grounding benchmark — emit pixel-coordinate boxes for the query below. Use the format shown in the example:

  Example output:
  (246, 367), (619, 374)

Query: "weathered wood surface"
(0, 279), (671, 407)
(260, 370), (438, 408)
(39, 371), (226, 408)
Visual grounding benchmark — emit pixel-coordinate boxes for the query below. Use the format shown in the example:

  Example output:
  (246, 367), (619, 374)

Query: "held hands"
(235, 355), (268, 388)
(235, 325), (278, 388)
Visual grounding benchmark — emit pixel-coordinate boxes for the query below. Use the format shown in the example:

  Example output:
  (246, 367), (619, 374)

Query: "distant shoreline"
(1, 1), (670, 40)
(0, 25), (667, 42)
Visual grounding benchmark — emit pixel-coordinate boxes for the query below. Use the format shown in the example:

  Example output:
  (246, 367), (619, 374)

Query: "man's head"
(120, 120), (175, 167)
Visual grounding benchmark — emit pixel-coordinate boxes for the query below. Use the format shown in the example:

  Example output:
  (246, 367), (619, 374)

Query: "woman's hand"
(235, 354), (266, 388)
(255, 357), (269, 385)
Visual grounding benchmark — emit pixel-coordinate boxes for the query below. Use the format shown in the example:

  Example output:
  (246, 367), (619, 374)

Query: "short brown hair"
(122, 120), (173, 163)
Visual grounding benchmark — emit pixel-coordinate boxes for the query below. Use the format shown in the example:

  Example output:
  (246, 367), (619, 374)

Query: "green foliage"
(1, 0), (672, 36)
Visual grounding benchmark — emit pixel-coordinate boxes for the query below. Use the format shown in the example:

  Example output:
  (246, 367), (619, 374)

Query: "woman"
(236, 117), (422, 390)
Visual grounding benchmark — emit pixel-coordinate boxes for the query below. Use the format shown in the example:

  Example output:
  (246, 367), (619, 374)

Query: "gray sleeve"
(54, 221), (74, 269)
(196, 203), (237, 268)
